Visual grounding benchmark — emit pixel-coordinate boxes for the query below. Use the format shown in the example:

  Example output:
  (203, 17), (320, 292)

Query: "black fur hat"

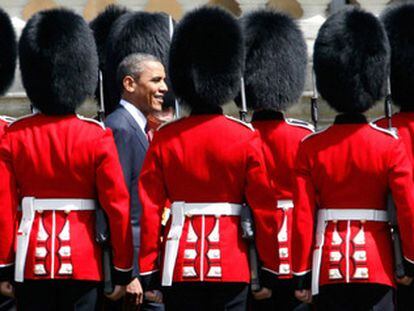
(0, 8), (17, 96)
(90, 4), (130, 71)
(89, 4), (130, 111)
(105, 11), (171, 114)
(314, 7), (389, 113)
(239, 10), (307, 111)
(19, 8), (98, 115)
(381, 3), (414, 110)
(169, 6), (244, 108)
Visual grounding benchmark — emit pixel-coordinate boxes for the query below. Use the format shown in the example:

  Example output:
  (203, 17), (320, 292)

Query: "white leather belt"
(277, 200), (293, 209)
(162, 201), (242, 286)
(312, 208), (389, 295)
(15, 197), (97, 282)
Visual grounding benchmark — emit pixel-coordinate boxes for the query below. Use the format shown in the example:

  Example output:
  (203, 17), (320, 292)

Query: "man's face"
(125, 60), (168, 115)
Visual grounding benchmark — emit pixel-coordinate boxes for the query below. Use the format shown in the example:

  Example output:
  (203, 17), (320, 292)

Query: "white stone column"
(297, 0), (330, 19)
(117, 0), (149, 11)
(176, 0), (209, 13)
(296, 0), (330, 57)
(57, 0), (87, 15)
(5, 0), (28, 19)
(358, 0), (389, 16)
(235, 0), (267, 14)
(296, 0), (330, 97)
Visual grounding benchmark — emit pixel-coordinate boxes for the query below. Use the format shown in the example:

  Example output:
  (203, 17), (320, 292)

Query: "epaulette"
(286, 118), (314, 132)
(157, 117), (185, 131)
(8, 113), (39, 127)
(368, 122), (398, 139)
(224, 115), (254, 131)
(0, 115), (15, 123)
(301, 126), (330, 142)
(76, 114), (105, 130)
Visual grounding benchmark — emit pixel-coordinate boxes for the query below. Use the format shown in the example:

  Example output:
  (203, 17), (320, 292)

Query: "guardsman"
(0, 7), (17, 311)
(0, 6), (17, 138)
(292, 8), (414, 310)
(0, 8), (133, 310)
(375, 3), (414, 310)
(239, 9), (313, 311)
(138, 6), (277, 311)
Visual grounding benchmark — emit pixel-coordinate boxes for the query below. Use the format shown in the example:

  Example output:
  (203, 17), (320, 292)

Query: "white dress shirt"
(119, 99), (147, 136)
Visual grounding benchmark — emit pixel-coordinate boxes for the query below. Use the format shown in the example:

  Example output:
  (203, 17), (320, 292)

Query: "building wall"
(0, 1), (397, 122)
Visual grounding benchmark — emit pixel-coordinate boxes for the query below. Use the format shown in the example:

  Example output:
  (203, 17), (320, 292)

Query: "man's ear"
(123, 75), (136, 93)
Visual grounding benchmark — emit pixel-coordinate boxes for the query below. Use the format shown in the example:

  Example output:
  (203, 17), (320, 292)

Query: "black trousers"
(163, 282), (248, 311)
(15, 280), (99, 311)
(251, 279), (310, 311)
(102, 295), (164, 311)
(396, 283), (414, 311)
(315, 284), (394, 311)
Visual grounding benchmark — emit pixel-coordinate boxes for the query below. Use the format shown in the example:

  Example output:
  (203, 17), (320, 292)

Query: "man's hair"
(116, 53), (161, 92)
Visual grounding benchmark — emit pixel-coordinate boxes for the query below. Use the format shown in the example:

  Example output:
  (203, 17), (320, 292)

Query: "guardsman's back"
(292, 8), (414, 311)
(0, 8), (133, 310)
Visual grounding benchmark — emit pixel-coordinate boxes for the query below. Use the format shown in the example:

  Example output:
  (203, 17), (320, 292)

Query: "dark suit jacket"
(105, 104), (148, 276)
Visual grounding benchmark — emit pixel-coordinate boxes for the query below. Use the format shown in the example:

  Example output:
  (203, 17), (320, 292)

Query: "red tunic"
(252, 111), (313, 279)
(292, 114), (414, 289)
(376, 112), (414, 165)
(0, 113), (133, 282)
(139, 114), (277, 285)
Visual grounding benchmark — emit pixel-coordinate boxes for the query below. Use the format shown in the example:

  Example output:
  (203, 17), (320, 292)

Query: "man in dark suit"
(105, 53), (168, 310)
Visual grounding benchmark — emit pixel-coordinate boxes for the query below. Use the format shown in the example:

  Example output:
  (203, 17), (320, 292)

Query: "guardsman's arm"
(0, 132), (19, 283)
(95, 128), (134, 285)
(388, 138), (414, 278)
(138, 136), (167, 291)
(292, 141), (316, 293)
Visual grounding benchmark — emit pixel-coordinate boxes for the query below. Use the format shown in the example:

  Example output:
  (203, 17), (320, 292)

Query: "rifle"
(311, 70), (318, 131)
(385, 78), (406, 278)
(239, 77), (248, 122)
(240, 204), (261, 292)
(169, 15), (180, 119)
(96, 70), (114, 294)
(239, 77), (261, 292)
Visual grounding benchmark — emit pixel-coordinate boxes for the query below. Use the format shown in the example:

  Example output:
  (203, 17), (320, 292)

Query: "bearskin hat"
(105, 11), (172, 114)
(0, 8), (17, 96)
(89, 4), (130, 111)
(314, 8), (389, 113)
(381, 3), (414, 110)
(169, 6), (244, 108)
(238, 10), (307, 111)
(19, 8), (98, 115)
(90, 4), (130, 71)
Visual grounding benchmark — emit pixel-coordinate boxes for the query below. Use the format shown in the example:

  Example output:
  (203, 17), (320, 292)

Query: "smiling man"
(104, 52), (168, 310)
(117, 53), (168, 118)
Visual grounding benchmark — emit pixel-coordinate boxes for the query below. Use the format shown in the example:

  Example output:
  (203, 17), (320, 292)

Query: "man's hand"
(144, 290), (163, 303)
(252, 287), (272, 300)
(125, 278), (144, 305)
(396, 276), (413, 286)
(0, 282), (14, 298)
(295, 289), (312, 303)
(105, 285), (126, 301)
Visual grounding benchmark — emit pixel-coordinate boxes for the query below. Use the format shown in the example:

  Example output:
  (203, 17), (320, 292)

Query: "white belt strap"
(311, 208), (389, 295)
(162, 202), (242, 286)
(15, 197), (97, 282)
(277, 200), (294, 210)
(317, 209), (388, 223)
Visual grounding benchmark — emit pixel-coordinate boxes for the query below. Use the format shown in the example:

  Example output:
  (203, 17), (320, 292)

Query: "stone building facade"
(0, 0), (402, 122)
